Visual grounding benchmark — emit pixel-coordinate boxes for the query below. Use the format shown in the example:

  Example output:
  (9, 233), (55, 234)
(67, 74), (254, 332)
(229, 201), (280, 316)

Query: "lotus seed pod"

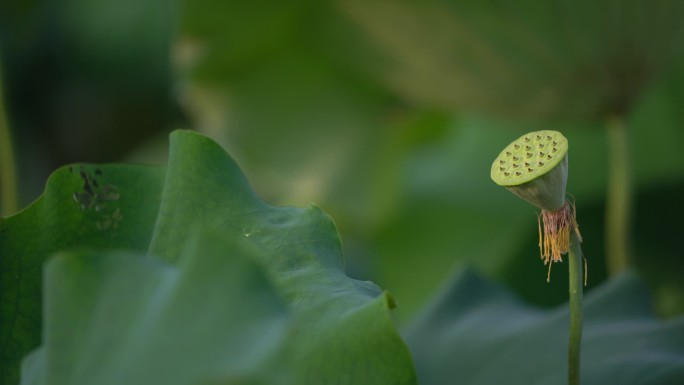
(491, 130), (568, 211)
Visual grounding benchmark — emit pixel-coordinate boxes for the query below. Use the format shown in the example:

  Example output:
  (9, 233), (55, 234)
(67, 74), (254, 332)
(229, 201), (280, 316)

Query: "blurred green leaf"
(22, 232), (289, 385)
(175, 0), (403, 226)
(404, 268), (684, 385)
(57, 0), (171, 82)
(0, 164), (165, 384)
(148, 131), (416, 384)
(341, 0), (684, 122)
(2, 130), (417, 385)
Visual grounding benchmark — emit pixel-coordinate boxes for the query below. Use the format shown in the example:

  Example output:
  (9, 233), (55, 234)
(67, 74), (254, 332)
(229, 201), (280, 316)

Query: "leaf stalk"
(605, 115), (631, 275)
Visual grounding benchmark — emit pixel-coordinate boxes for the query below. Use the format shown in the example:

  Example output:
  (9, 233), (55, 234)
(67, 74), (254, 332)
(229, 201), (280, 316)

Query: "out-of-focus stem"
(605, 115), (631, 275)
(0, 62), (18, 216)
(567, 230), (583, 385)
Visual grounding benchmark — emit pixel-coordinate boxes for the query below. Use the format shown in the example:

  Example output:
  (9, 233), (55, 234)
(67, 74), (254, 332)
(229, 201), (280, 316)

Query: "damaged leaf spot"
(70, 165), (123, 231)
(71, 166), (120, 211)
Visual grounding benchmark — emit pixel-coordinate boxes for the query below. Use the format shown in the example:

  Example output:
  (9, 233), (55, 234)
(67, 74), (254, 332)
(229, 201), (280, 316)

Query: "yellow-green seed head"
(491, 130), (569, 211)
(491, 130), (568, 186)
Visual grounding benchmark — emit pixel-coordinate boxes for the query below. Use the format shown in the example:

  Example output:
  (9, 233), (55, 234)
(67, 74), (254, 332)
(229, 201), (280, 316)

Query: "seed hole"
(552, 147), (557, 153)
(513, 163), (519, 168)
(514, 144), (520, 149)
(513, 156), (519, 161)
(553, 141), (557, 146)
(499, 160), (506, 164)
(527, 168), (534, 172)
(524, 137), (530, 142)
(546, 135), (552, 140)
(538, 162), (545, 167)
(539, 152), (545, 157)
(524, 162), (531, 167)
(526, 152), (533, 159)
(536, 135), (541, 140)
(547, 155), (553, 160)
(539, 143), (545, 148)
(506, 151), (511, 156)
(525, 145), (531, 151)
(500, 167), (506, 171)
(515, 171), (522, 176)
(504, 172), (510, 176)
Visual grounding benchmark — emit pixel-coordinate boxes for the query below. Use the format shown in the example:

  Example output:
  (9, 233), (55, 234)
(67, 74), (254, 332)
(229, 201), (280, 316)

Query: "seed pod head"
(491, 130), (568, 211)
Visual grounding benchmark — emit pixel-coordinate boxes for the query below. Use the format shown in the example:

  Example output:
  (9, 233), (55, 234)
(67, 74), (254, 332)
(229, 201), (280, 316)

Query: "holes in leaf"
(70, 165), (122, 230)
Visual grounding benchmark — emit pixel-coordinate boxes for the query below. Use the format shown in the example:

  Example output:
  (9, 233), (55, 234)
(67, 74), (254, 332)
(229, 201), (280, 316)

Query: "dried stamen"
(537, 200), (582, 282)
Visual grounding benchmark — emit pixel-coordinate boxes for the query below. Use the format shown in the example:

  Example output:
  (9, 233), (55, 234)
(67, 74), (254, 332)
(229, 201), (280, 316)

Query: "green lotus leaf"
(0, 164), (166, 384)
(22, 231), (289, 385)
(148, 131), (416, 384)
(404, 269), (684, 385)
(1, 130), (416, 385)
(342, 0), (684, 122)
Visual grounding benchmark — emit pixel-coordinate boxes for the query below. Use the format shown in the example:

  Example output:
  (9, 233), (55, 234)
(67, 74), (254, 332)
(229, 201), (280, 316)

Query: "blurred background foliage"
(1, 0), (684, 320)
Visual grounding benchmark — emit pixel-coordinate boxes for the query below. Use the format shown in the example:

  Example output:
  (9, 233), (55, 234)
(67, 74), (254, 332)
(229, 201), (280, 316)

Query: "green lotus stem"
(605, 115), (631, 275)
(567, 229), (583, 385)
(491, 130), (584, 385)
(0, 62), (18, 216)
